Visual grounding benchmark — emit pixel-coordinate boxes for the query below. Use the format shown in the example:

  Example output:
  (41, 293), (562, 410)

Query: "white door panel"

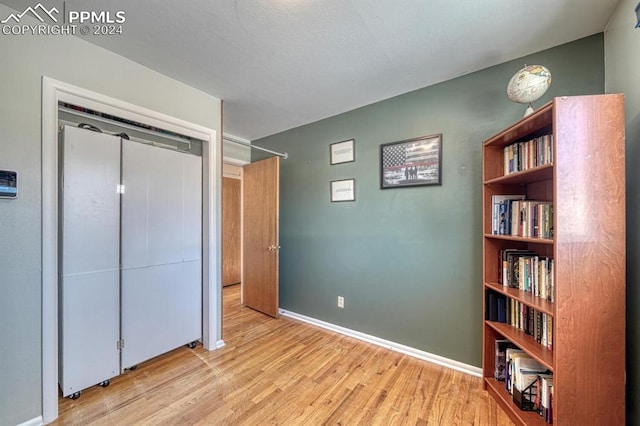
(59, 130), (202, 387)
(121, 142), (184, 268)
(60, 126), (120, 275)
(121, 261), (201, 368)
(182, 153), (202, 262)
(59, 126), (121, 396)
(121, 140), (202, 368)
(58, 271), (120, 396)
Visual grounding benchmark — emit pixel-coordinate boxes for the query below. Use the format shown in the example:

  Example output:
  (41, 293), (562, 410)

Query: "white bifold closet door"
(59, 126), (121, 397)
(120, 140), (202, 369)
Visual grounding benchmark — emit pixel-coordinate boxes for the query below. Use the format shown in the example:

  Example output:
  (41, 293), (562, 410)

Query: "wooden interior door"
(242, 156), (280, 317)
(222, 177), (241, 286)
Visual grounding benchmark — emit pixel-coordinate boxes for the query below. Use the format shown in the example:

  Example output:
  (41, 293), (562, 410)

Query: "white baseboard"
(17, 416), (43, 426)
(279, 309), (481, 378)
(215, 339), (226, 349)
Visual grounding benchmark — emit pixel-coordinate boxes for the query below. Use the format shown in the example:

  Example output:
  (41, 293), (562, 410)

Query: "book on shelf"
(496, 350), (553, 423)
(491, 194), (525, 235)
(506, 351), (542, 395)
(510, 200), (553, 239)
(513, 368), (548, 412)
(513, 356), (547, 393)
(494, 339), (519, 381)
(500, 249), (535, 285)
(487, 294), (553, 350)
(486, 291), (508, 323)
(497, 296), (506, 323)
(504, 348), (525, 393)
(503, 350), (553, 420)
(487, 292), (498, 322)
(499, 249), (554, 302)
(503, 134), (553, 175)
(548, 380), (554, 424)
(537, 374), (554, 423)
(547, 316), (553, 351)
(491, 196), (553, 239)
(548, 261), (554, 303)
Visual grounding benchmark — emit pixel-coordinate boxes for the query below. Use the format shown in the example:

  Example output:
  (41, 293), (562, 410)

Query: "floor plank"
(53, 284), (513, 425)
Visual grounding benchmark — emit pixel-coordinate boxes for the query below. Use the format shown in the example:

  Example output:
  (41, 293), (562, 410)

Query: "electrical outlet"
(337, 296), (344, 308)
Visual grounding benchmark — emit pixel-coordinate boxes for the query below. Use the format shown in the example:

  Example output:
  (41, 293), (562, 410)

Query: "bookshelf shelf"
(481, 95), (626, 425)
(484, 163), (553, 185)
(483, 103), (553, 149)
(484, 282), (554, 316)
(483, 234), (554, 245)
(485, 378), (546, 426)
(485, 321), (554, 370)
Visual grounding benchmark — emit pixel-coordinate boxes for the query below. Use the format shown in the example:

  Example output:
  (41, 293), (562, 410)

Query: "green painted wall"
(604, 0), (640, 423)
(255, 34), (604, 367)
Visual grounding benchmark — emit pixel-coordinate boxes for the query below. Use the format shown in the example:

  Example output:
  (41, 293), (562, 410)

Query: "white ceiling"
(3, 0), (621, 140)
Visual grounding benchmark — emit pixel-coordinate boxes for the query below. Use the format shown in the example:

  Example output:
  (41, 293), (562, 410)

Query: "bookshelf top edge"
(483, 101), (553, 148)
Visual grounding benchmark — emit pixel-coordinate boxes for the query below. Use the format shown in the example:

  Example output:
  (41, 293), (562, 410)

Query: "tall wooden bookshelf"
(482, 95), (625, 425)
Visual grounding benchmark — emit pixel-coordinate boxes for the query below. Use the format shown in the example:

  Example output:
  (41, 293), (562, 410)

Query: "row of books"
(491, 196), (553, 239)
(504, 134), (553, 175)
(536, 374), (554, 424)
(486, 292), (553, 350)
(495, 340), (553, 423)
(499, 249), (554, 302)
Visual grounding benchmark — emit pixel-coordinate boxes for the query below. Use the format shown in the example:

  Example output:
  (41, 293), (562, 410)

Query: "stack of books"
(510, 200), (553, 239)
(486, 292), (553, 350)
(491, 195), (553, 239)
(508, 299), (553, 350)
(503, 134), (553, 175)
(494, 341), (553, 423)
(499, 249), (554, 302)
(491, 194), (525, 235)
(536, 374), (554, 424)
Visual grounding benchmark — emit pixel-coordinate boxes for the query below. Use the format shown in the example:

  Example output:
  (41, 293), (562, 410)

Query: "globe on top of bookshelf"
(507, 65), (552, 117)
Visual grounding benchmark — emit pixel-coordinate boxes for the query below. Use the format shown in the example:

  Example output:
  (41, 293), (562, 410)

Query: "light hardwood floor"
(54, 285), (513, 425)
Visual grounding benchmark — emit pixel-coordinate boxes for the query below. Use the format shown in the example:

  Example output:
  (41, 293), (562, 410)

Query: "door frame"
(222, 163), (244, 289)
(41, 77), (223, 423)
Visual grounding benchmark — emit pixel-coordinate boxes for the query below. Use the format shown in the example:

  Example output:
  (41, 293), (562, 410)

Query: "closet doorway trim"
(41, 76), (222, 424)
